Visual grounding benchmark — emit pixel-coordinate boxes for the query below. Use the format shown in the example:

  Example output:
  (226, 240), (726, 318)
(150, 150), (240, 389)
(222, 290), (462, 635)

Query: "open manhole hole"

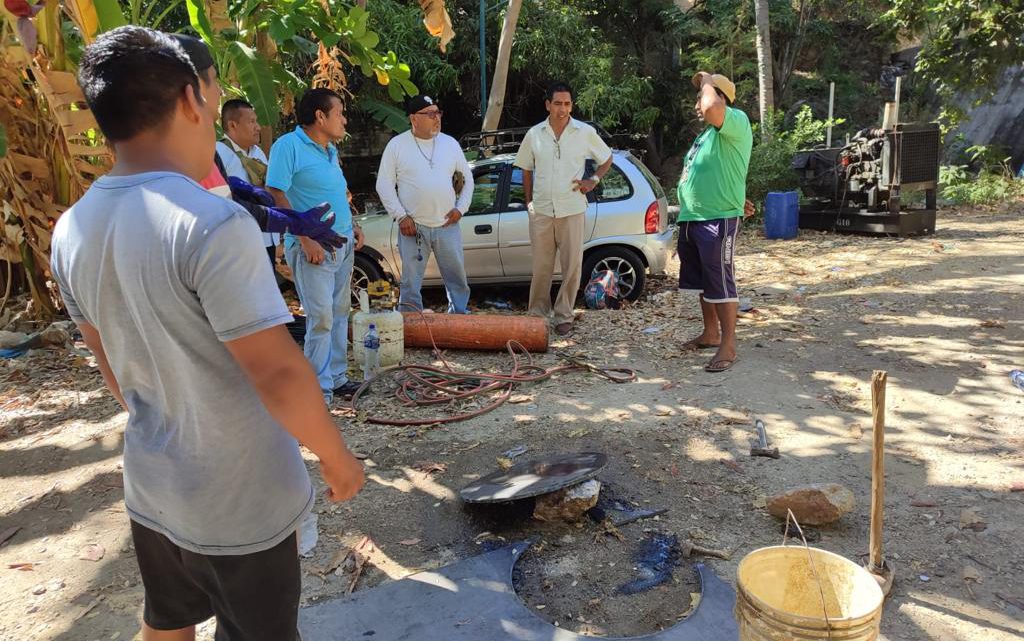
(512, 530), (701, 637)
(461, 454), (704, 637)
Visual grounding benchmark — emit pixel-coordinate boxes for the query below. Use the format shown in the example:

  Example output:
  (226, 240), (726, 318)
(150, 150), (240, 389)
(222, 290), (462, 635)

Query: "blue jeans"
(398, 222), (471, 314)
(285, 240), (354, 403)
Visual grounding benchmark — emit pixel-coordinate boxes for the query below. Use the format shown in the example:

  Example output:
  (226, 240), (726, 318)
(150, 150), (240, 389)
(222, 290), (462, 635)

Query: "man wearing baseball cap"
(375, 95), (475, 314)
(676, 72), (753, 372)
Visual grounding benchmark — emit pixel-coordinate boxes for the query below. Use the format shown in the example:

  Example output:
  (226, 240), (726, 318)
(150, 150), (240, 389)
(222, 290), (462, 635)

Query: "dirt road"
(1, 205), (1022, 640)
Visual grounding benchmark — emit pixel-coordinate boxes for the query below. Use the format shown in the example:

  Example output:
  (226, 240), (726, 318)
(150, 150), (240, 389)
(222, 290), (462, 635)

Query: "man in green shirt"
(676, 72), (753, 372)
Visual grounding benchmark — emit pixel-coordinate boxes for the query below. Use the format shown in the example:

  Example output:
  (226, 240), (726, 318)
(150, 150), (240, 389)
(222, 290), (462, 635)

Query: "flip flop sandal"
(704, 356), (738, 373)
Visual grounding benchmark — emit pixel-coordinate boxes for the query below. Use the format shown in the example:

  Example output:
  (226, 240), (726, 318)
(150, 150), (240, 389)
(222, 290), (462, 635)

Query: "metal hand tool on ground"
(750, 419), (780, 458)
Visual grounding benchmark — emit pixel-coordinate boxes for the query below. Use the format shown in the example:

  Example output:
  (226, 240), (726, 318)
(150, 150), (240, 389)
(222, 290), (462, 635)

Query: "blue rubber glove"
(265, 203), (347, 251)
(227, 176), (275, 207)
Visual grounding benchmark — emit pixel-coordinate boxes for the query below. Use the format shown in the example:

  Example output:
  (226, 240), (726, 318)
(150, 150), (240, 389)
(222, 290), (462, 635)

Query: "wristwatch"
(591, 175), (601, 184)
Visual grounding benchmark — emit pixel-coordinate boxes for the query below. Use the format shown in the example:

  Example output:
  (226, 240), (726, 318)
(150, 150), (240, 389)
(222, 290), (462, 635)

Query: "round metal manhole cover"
(459, 452), (608, 504)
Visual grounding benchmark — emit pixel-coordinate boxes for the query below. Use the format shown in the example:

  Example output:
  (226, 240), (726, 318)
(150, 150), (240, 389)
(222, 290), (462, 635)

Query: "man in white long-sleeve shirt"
(376, 95), (474, 314)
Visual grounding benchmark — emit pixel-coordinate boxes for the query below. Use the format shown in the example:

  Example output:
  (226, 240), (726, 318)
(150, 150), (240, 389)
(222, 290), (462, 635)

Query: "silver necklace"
(414, 135), (436, 168)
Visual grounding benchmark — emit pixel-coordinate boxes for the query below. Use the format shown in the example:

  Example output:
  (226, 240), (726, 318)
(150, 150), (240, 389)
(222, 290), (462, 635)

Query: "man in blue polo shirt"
(267, 88), (365, 404)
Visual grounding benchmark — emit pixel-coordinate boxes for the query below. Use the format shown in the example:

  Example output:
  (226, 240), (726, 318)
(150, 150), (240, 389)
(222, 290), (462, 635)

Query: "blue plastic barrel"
(764, 191), (799, 240)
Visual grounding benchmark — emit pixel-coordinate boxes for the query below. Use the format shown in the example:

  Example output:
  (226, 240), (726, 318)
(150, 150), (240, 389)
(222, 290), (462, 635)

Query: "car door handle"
(474, 224), (493, 234)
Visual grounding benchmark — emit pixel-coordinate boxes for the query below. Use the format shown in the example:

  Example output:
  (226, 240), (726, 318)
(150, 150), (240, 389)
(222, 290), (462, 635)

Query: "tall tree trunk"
(481, 0), (522, 131)
(753, 0), (774, 141)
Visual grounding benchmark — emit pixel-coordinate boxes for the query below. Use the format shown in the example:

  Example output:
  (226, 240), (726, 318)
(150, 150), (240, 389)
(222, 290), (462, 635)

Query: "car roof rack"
(460, 122), (614, 158)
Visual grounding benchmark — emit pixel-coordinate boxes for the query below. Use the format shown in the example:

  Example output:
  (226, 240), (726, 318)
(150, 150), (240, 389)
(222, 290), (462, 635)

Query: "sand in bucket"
(735, 546), (884, 640)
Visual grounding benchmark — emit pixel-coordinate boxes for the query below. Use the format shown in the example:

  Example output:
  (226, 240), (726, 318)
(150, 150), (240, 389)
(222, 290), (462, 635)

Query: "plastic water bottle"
(363, 323), (380, 381)
(1011, 370), (1024, 393)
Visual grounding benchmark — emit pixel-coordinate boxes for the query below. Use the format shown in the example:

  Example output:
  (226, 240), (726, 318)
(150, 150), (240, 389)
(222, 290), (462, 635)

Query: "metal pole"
(826, 81), (835, 148)
(480, 0), (487, 118)
(893, 76), (902, 127)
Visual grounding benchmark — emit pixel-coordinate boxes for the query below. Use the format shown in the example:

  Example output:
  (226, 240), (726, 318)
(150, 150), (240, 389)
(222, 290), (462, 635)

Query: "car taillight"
(644, 201), (660, 234)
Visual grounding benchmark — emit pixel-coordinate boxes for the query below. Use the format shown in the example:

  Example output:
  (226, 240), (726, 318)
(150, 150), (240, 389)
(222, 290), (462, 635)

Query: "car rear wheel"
(352, 253), (386, 305)
(582, 246), (646, 302)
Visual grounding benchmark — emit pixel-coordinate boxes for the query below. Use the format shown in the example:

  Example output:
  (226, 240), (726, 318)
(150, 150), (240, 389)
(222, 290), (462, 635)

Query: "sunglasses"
(415, 110), (443, 119)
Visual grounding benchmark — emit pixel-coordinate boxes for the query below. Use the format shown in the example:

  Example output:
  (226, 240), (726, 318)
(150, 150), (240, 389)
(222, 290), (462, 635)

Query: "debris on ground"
(617, 533), (681, 595)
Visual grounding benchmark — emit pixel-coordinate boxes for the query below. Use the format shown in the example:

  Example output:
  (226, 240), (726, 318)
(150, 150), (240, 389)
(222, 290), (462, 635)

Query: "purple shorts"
(677, 218), (739, 303)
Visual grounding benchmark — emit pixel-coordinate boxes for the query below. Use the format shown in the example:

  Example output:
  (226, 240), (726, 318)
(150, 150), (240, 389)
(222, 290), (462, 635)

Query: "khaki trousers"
(527, 211), (584, 326)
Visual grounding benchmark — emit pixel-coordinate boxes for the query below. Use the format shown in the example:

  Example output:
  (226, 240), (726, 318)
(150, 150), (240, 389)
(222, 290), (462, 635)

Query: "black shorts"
(131, 520), (301, 640)
(677, 218), (740, 303)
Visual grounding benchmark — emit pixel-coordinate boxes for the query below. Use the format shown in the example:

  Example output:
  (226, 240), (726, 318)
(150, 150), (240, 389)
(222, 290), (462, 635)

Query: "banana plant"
(185, 0), (418, 128)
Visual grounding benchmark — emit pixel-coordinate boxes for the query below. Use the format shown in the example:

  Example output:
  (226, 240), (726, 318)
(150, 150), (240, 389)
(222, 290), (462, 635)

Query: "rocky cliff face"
(953, 67), (1024, 172)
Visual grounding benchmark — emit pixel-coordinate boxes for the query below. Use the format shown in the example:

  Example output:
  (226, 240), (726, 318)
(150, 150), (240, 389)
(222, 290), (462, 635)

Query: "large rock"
(533, 479), (601, 522)
(953, 66), (1024, 170)
(767, 483), (856, 526)
(39, 323), (72, 347)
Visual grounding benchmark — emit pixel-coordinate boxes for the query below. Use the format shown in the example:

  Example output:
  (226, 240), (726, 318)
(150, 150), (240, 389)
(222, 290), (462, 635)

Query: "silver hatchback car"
(351, 150), (673, 302)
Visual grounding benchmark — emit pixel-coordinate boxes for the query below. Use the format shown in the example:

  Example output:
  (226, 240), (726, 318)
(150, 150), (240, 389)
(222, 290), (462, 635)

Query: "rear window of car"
(598, 165), (632, 201)
(626, 155), (666, 200)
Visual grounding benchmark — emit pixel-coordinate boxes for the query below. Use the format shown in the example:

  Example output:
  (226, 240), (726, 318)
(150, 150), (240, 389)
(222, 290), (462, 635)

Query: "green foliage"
(185, 0), (214, 42)
(224, 41), (277, 126)
(939, 165), (1024, 205)
(357, 96), (410, 134)
(368, 0), (459, 98)
(883, 0), (1024, 124)
(122, 0), (188, 31)
(93, 0), (128, 31)
(178, 0), (419, 127)
(963, 144), (1013, 175)
(746, 106), (843, 205)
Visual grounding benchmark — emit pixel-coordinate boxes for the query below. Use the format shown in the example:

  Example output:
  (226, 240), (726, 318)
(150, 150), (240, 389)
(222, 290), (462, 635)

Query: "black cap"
(171, 34), (216, 74)
(405, 95), (437, 115)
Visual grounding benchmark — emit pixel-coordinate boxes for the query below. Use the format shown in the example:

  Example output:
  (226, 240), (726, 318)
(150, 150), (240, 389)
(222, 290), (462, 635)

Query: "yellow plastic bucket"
(735, 546), (884, 640)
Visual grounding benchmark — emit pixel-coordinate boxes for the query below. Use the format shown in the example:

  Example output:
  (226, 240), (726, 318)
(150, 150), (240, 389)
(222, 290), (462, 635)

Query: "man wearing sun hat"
(675, 72), (753, 373)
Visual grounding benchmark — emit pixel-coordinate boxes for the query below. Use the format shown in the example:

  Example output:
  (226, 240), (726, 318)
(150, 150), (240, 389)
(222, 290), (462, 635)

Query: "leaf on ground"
(962, 565), (983, 583)
(320, 547), (351, 576)
(959, 507), (987, 532)
(78, 543), (105, 562)
(721, 459), (744, 474)
(412, 461), (448, 475)
(979, 319), (1005, 328)
(8, 562), (35, 570)
(495, 456), (513, 470)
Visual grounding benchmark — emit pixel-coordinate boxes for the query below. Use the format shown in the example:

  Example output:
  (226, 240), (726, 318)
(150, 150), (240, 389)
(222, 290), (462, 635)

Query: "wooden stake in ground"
(868, 369), (895, 595)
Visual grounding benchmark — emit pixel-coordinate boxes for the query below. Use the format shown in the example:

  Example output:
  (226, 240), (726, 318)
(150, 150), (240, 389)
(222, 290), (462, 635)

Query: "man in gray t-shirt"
(50, 27), (364, 641)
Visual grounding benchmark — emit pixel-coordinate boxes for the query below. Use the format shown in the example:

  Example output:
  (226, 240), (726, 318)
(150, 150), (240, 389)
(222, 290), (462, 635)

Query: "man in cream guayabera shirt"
(376, 95), (475, 313)
(514, 82), (612, 335)
(215, 98), (277, 265)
